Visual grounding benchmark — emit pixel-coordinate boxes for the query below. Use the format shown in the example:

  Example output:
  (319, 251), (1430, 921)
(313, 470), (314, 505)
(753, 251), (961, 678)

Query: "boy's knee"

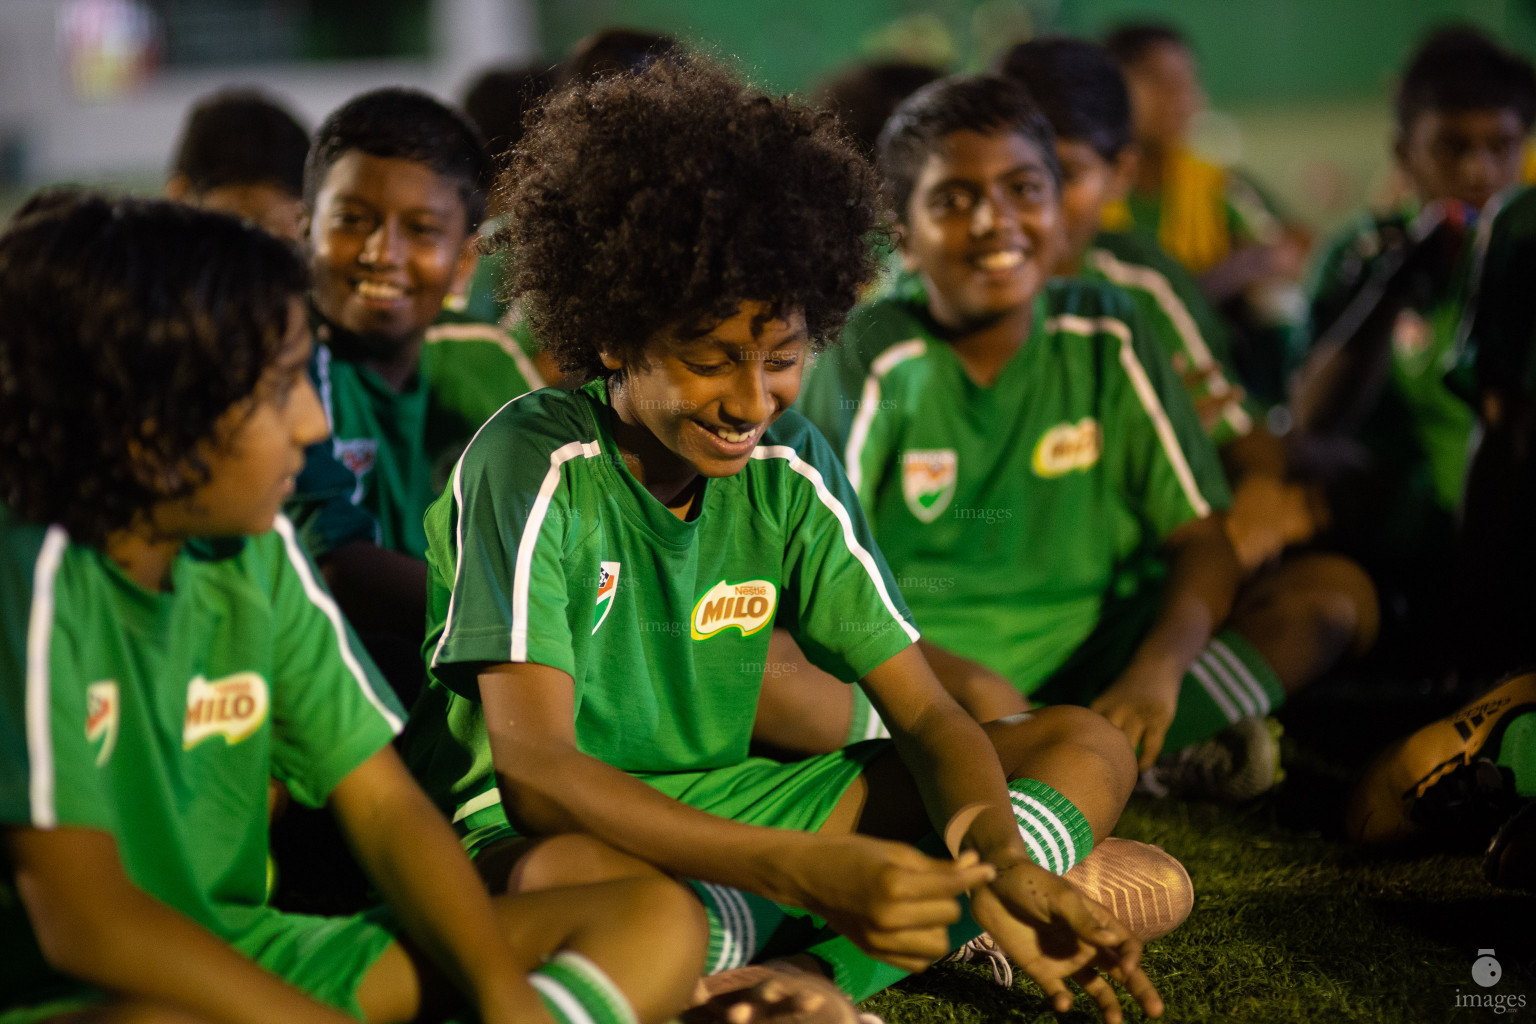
(1274, 554), (1380, 657)
(994, 704), (1137, 791)
(512, 833), (663, 891)
(625, 876), (710, 972)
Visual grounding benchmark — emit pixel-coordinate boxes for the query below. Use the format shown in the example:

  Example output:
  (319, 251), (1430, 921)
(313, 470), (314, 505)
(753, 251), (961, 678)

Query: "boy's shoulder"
(1039, 275), (1142, 329)
(457, 380), (604, 477)
(1088, 231), (1196, 291)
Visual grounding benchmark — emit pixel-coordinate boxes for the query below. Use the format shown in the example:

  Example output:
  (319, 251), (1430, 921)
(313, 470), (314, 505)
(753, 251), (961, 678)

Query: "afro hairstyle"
(877, 73), (1060, 223)
(304, 87), (490, 232)
(994, 37), (1132, 162)
(560, 27), (681, 86)
(1396, 26), (1536, 135)
(170, 88), (310, 197)
(494, 55), (882, 383)
(0, 194), (308, 547)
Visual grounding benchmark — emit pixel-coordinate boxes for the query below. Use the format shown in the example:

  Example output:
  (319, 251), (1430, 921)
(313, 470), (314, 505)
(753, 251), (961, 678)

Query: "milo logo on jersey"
(184, 672), (270, 750)
(691, 579), (778, 640)
(902, 450), (958, 523)
(1033, 419), (1102, 478)
(86, 680), (120, 767)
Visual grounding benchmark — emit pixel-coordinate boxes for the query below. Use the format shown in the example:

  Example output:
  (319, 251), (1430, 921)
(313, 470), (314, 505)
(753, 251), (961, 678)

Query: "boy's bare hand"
(1091, 669), (1179, 770)
(792, 837), (995, 972)
(972, 863), (1164, 1022)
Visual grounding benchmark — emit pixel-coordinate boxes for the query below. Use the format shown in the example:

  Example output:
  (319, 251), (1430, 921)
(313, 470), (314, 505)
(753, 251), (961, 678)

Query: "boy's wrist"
(753, 832), (821, 906)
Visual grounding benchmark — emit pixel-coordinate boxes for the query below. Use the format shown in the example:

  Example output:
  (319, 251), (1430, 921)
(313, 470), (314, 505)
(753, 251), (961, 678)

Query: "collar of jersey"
(309, 308), (430, 399)
(582, 379), (710, 551)
(897, 289), (1047, 398)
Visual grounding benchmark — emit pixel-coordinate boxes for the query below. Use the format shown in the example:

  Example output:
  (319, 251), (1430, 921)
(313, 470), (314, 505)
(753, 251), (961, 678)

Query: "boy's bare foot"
(684, 959), (881, 1024)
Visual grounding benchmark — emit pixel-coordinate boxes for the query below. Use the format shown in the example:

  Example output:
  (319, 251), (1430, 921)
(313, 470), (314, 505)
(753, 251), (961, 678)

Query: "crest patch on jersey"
(901, 450), (958, 523)
(1391, 309), (1432, 366)
(691, 579), (778, 640)
(592, 561), (621, 634)
(184, 672), (269, 750)
(332, 437), (378, 501)
(85, 680), (119, 767)
(1032, 419), (1102, 478)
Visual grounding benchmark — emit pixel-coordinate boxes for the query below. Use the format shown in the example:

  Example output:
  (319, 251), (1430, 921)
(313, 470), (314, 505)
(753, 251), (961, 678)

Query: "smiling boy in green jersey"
(0, 196), (705, 1024)
(994, 37), (1324, 571)
(784, 75), (1376, 801)
(287, 89), (544, 691)
(1290, 28), (1536, 667)
(401, 57), (1168, 1023)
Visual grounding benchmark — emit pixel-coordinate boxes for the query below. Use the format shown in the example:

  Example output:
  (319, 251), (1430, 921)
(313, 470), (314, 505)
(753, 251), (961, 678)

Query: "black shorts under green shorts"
(0, 906), (398, 1024)
(459, 740), (891, 860)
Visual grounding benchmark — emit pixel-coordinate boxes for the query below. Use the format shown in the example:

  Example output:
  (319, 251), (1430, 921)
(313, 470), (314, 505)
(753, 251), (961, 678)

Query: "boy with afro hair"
(401, 56), (1166, 1023)
(0, 195), (705, 1024)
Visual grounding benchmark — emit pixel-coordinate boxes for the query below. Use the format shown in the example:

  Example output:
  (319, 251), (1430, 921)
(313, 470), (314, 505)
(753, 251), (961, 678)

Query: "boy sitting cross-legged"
(775, 75), (1376, 802)
(400, 56), (1165, 1023)
(0, 195), (705, 1024)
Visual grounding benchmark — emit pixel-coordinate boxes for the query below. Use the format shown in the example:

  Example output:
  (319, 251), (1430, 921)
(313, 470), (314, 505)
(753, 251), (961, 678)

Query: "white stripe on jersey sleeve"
(750, 445), (920, 644)
(424, 321), (547, 391)
(1047, 313), (1212, 519)
(316, 344), (336, 430)
(844, 338), (926, 494)
(25, 526), (68, 829)
(511, 440), (602, 663)
(274, 514), (404, 735)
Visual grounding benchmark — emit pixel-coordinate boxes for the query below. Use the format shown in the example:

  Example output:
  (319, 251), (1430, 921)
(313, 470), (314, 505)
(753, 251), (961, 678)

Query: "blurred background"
(2, 0), (1534, 232)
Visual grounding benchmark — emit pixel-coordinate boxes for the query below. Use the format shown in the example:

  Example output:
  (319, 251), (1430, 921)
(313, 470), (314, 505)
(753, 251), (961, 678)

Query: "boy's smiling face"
(307, 151), (478, 350)
(899, 129), (1061, 333)
(605, 301), (807, 484)
(1397, 107), (1527, 212)
(1054, 138), (1135, 272)
(152, 299), (329, 539)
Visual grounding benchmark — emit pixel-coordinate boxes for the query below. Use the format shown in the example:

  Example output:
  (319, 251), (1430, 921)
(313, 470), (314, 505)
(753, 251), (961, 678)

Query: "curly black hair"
(494, 56), (882, 383)
(304, 88), (490, 232)
(878, 74), (1060, 223)
(1397, 26), (1536, 135)
(0, 194), (308, 547)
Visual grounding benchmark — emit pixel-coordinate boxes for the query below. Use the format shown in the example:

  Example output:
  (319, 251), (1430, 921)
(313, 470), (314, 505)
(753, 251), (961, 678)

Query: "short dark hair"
(461, 62), (558, 168)
(994, 37), (1131, 162)
(560, 27), (680, 87)
(877, 73), (1060, 221)
(1397, 26), (1536, 134)
(0, 195), (308, 546)
(495, 56), (881, 383)
(304, 88), (490, 231)
(1103, 22), (1189, 67)
(170, 88), (310, 197)
(815, 61), (944, 160)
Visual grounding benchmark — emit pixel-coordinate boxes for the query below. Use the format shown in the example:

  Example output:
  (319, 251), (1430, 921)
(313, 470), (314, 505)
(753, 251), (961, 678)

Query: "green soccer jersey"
(401, 381), (918, 827)
(0, 509), (403, 1006)
(1298, 205), (1476, 520)
(1082, 231), (1257, 447)
(288, 310), (543, 561)
(796, 277), (1231, 695)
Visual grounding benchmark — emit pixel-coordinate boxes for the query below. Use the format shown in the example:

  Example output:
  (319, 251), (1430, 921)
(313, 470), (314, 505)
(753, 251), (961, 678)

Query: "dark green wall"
(533, 0), (1536, 105)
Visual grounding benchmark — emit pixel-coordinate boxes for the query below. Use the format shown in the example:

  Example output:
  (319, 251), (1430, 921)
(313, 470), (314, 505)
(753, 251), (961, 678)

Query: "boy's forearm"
(9, 828), (351, 1024)
(866, 647), (1031, 871)
(1130, 516), (1241, 679)
(330, 748), (538, 1011)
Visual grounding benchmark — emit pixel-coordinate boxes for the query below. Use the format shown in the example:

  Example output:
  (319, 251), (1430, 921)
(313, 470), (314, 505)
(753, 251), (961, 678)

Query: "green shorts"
(459, 741), (890, 859)
(0, 906), (397, 1024)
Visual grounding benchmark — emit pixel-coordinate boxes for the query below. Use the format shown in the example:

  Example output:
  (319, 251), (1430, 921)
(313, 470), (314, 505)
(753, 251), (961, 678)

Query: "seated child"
(995, 35), (1318, 570)
(401, 57), (1167, 1022)
(288, 88), (545, 695)
(0, 195), (704, 1024)
(1291, 26), (1536, 667)
(782, 75), (1376, 801)
(164, 88), (309, 241)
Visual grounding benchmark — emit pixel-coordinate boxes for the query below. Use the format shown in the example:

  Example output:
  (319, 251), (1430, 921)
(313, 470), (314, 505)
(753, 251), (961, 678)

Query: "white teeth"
(706, 423), (756, 444)
(975, 250), (1024, 271)
(355, 280), (404, 300)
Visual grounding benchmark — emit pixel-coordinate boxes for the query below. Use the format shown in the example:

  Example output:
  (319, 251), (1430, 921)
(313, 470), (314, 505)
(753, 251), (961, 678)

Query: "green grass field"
(862, 681), (1536, 1024)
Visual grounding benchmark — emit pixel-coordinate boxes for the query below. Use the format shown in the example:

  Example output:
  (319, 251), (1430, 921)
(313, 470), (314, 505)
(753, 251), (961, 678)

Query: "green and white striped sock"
(687, 880), (791, 973)
(1009, 777), (1094, 875)
(529, 951), (637, 1024)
